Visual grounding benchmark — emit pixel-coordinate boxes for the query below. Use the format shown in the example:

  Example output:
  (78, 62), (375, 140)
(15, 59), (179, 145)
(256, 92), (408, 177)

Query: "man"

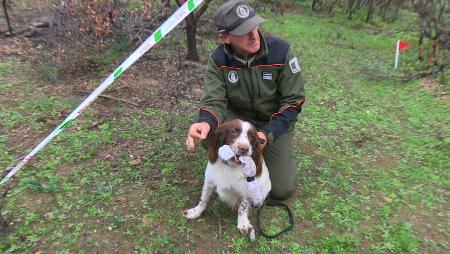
(186, 0), (305, 200)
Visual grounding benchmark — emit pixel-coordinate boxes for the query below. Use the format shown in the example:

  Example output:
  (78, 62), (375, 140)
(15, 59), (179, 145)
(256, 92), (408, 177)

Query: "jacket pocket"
(253, 67), (280, 97)
(255, 96), (279, 120)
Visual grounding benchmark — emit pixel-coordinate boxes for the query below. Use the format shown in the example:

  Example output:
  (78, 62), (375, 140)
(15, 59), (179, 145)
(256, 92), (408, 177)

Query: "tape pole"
(1, 0), (205, 185)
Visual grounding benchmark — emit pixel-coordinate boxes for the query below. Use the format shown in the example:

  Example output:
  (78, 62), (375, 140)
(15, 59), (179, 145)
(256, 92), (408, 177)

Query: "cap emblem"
(236, 5), (250, 19)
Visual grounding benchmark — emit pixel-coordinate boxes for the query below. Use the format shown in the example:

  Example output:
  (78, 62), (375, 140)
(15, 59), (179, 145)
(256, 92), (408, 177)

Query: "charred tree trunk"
(347, 0), (356, 19)
(365, 0), (375, 22)
(312, 0), (320, 11)
(429, 20), (440, 66)
(418, 19), (425, 61)
(163, 0), (171, 8)
(414, 0), (447, 69)
(176, 0), (212, 61)
(185, 15), (199, 61)
(2, 0), (13, 34)
(380, 0), (392, 20)
(328, 0), (341, 16)
(392, 0), (404, 21)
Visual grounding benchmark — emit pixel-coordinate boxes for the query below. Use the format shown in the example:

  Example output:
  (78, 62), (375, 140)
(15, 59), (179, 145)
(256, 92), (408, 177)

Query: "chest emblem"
(262, 71), (273, 80)
(228, 71), (239, 84)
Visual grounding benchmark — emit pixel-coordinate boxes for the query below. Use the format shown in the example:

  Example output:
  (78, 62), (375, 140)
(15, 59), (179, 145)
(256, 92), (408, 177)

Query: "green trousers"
(262, 131), (297, 200)
(202, 112), (298, 200)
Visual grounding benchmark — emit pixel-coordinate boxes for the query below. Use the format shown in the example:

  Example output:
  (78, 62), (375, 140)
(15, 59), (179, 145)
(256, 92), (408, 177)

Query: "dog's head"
(208, 119), (263, 177)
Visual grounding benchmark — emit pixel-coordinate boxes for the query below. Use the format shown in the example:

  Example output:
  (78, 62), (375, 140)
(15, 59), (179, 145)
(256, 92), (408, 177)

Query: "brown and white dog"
(184, 119), (271, 241)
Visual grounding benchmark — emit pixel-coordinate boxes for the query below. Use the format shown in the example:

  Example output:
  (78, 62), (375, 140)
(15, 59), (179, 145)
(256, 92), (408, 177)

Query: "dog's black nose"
(238, 145), (249, 155)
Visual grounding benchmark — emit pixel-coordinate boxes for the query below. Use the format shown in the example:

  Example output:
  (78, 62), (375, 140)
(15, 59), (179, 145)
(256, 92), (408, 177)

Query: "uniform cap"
(215, 0), (265, 36)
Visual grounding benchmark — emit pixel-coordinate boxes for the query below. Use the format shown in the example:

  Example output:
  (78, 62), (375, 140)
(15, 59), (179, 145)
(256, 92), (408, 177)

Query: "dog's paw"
(183, 207), (202, 220)
(237, 221), (256, 242)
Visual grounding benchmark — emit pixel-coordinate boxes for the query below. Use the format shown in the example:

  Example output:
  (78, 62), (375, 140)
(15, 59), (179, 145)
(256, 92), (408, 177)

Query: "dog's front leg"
(237, 198), (256, 242)
(184, 181), (215, 219)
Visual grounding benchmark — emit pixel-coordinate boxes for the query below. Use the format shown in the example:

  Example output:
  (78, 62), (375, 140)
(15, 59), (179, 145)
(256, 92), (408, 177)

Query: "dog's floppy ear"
(208, 126), (225, 163)
(250, 129), (263, 177)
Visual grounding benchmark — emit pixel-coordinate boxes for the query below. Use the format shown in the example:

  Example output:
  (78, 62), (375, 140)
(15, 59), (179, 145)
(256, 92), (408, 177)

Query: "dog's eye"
(231, 127), (241, 134)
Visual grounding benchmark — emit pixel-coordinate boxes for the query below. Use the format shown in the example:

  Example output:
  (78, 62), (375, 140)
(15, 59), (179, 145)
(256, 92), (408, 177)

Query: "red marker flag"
(395, 40), (409, 68)
(399, 40), (409, 51)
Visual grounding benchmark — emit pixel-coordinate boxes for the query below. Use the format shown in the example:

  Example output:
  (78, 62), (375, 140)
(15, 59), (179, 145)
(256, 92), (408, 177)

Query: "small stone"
(130, 159), (141, 166)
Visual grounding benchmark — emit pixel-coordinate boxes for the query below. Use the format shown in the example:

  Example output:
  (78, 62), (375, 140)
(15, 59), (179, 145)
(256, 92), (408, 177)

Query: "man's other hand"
(257, 131), (267, 150)
(186, 122), (211, 151)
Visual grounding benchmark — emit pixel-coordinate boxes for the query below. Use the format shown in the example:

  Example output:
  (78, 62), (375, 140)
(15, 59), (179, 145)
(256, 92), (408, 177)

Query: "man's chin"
(247, 45), (260, 54)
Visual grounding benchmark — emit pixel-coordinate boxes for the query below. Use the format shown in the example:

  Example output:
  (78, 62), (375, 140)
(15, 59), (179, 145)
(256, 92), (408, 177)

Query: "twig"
(401, 70), (433, 82)
(116, 79), (127, 86)
(2, 0), (13, 35)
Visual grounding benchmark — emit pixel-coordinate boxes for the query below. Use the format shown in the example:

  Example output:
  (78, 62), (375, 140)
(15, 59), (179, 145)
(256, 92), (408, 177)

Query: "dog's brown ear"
(250, 129), (263, 177)
(208, 126), (224, 163)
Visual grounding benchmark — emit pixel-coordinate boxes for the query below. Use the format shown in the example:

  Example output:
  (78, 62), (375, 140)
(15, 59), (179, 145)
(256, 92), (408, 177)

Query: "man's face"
(220, 27), (260, 57)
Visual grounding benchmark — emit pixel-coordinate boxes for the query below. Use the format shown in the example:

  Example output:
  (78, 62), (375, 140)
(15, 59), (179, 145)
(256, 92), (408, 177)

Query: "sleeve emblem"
(289, 57), (301, 74)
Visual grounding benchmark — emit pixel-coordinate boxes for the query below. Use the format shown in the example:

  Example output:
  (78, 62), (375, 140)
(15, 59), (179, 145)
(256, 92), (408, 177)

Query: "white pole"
(394, 40), (400, 69)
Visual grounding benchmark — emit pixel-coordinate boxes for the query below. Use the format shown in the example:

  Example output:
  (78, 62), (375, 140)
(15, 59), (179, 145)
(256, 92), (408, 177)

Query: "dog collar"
(246, 176), (256, 182)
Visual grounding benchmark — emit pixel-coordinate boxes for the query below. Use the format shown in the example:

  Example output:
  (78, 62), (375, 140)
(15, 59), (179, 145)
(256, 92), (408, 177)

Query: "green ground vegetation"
(0, 6), (448, 254)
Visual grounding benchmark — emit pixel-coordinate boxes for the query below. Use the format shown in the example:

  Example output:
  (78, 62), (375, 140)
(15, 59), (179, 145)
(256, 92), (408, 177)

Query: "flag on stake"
(395, 40), (409, 68)
(399, 41), (409, 51)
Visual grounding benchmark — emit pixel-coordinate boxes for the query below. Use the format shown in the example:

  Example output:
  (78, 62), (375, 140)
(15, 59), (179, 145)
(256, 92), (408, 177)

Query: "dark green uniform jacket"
(198, 33), (306, 143)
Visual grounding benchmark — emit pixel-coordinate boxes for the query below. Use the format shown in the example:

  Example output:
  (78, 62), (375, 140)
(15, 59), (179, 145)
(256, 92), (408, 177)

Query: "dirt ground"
(1, 4), (217, 252)
(0, 2), (209, 194)
(1, 3), (208, 118)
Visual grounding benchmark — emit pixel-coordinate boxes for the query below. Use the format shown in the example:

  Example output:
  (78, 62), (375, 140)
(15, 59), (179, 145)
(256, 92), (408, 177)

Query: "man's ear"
(219, 33), (230, 44)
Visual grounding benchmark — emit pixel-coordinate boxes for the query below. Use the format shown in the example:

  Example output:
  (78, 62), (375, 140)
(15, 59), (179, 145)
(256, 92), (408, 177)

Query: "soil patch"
(418, 78), (450, 105)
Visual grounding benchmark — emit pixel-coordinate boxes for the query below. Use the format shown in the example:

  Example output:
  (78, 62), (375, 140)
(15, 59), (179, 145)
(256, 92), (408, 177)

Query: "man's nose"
(247, 28), (258, 39)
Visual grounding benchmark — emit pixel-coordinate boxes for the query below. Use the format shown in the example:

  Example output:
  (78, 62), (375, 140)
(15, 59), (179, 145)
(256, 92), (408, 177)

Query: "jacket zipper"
(245, 59), (257, 117)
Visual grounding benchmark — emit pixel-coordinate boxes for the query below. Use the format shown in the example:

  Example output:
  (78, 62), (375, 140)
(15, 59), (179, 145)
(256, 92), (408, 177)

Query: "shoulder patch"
(289, 57), (301, 74)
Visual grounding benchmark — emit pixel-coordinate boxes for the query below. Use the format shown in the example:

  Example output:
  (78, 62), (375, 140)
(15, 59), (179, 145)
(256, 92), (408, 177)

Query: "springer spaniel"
(184, 119), (271, 241)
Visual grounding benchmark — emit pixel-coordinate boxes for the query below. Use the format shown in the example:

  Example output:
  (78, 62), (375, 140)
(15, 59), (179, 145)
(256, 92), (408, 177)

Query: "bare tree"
(50, 0), (163, 50)
(347, 0), (357, 19)
(2, 0), (13, 34)
(328, 0), (343, 15)
(365, 0), (375, 22)
(312, 0), (323, 11)
(175, 0), (213, 61)
(163, 0), (171, 8)
(413, 0), (448, 68)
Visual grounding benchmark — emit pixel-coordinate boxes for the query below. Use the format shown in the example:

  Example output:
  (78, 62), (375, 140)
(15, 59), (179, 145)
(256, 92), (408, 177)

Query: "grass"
(1, 5), (449, 254)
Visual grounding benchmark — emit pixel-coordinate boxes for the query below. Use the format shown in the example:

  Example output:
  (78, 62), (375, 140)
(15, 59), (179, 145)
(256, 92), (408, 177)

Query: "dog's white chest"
(204, 160), (271, 207)
(206, 162), (245, 191)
